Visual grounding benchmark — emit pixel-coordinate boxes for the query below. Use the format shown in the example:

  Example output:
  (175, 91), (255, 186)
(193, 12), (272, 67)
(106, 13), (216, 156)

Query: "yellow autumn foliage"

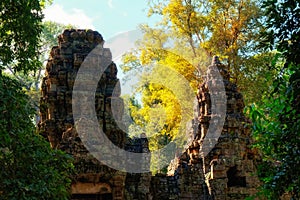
(120, 0), (274, 174)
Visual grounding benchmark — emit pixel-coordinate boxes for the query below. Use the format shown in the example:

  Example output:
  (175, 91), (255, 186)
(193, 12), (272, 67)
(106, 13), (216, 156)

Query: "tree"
(147, 0), (266, 83)
(0, 0), (47, 74)
(121, 0), (273, 173)
(247, 0), (300, 198)
(261, 0), (300, 66)
(0, 1), (74, 199)
(0, 76), (73, 200)
(133, 0), (280, 106)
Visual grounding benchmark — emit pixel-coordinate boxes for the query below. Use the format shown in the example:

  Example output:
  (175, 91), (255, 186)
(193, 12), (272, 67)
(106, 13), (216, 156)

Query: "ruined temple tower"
(39, 29), (261, 200)
(39, 29), (127, 200)
(152, 56), (261, 200)
(202, 58), (262, 199)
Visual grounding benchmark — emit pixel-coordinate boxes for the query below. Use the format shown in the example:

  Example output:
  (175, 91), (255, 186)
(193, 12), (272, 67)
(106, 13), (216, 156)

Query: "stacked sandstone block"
(38, 29), (126, 200)
(156, 56), (261, 200)
(39, 28), (125, 151)
(185, 56), (260, 200)
(200, 57), (261, 200)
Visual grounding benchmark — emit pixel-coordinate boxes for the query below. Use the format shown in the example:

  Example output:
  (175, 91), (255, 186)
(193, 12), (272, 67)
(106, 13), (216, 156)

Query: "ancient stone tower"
(165, 57), (261, 200)
(39, 29), (127, 200)
(39, 29), (261, 200)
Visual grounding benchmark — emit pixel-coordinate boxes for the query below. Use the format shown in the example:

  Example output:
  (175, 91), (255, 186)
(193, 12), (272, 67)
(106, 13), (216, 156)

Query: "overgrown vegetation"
(0, 0), (74, 199)
(247, 0), (300, 198)
(121, 0), (279, 173)
(0, 76), (73, 200)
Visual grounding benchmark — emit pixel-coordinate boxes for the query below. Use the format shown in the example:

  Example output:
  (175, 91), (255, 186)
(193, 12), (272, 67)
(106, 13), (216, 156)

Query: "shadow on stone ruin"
(38, 29), (262, 200)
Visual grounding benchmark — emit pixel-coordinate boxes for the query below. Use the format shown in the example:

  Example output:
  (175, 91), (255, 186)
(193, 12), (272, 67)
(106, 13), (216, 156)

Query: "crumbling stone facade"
(198, 59), (261, 199)
(145, 57), (261, 200)
(39, 29), (126, 200)
(39, 29), (261, 200)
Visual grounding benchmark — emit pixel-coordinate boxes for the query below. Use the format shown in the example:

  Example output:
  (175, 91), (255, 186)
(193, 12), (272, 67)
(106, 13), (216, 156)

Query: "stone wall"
(39, 29), (261, 200)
